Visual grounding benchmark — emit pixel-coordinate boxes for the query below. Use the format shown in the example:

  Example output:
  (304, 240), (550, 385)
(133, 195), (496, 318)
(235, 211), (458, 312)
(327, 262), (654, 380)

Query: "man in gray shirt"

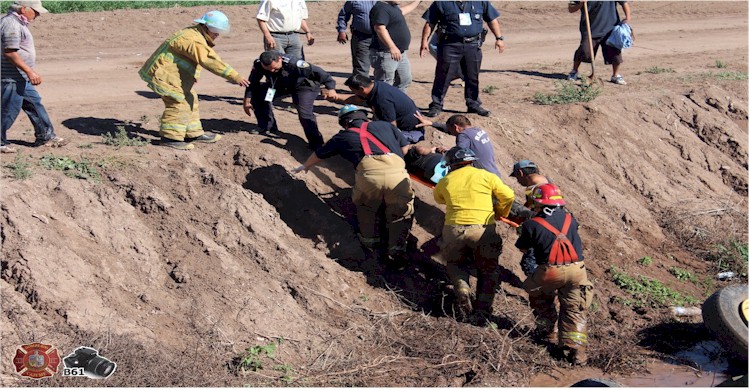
(1, 0), (65, 153)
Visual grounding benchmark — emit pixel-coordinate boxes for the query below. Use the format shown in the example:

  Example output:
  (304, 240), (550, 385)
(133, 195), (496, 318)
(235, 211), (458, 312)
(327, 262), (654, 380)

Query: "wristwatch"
(496, 36), (505, 41)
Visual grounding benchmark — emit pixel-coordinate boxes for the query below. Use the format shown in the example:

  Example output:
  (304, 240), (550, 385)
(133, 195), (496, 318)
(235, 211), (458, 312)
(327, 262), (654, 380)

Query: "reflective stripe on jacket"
(139, 25), (240, 101)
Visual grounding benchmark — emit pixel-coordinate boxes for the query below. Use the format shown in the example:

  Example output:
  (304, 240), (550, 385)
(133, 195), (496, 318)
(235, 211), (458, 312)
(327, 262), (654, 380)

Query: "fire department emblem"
(13, 343), (61, 379)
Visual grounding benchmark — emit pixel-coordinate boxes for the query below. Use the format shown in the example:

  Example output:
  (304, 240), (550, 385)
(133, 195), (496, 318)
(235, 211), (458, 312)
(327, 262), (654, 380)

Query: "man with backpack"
(515, 183), (593, 366)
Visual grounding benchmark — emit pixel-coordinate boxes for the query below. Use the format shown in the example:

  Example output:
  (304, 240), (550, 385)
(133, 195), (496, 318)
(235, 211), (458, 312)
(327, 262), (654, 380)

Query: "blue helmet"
(194, 10), (231, 34)
(338, 104), (366, 119)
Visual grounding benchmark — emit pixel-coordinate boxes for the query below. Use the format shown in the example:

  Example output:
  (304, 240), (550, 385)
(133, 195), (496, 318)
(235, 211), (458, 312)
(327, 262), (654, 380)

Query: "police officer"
(419, 1), (505, 118)
(243, 50), (337, 150)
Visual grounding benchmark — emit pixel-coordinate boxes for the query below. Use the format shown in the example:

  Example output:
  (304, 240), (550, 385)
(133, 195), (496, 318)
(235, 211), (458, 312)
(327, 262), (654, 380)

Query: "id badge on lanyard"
(265, 88), (276, 102)
(459, 13), (472, 26)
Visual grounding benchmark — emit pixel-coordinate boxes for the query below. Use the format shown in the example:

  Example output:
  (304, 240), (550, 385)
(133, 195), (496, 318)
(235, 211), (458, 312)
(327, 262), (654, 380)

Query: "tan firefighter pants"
(523, 261), (593, 349)
(353, 154), (415, 254)
(440, 223), (503, 313)
(160, 87), (204, 141)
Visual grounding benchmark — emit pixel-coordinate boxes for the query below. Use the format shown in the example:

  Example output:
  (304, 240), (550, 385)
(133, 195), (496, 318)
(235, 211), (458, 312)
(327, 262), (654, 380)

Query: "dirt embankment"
(1, 1), (747, 387)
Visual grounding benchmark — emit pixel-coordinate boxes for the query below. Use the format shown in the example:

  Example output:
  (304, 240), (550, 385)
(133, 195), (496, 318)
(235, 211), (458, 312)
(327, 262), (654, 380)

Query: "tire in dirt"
(571, 378), (623, 387)
(701, 284), (749, 361)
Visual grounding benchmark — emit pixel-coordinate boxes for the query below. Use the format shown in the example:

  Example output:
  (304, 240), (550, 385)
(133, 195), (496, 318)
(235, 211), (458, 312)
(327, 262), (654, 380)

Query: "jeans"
(1, 78), (56, 145)
(267, 32), (304, 60)
(370, 49), (412, 93)
(350, 32), (372, 77)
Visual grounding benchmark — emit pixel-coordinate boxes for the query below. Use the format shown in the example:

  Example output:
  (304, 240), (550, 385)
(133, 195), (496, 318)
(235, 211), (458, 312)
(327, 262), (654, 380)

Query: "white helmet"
(194, 10), (230, 34)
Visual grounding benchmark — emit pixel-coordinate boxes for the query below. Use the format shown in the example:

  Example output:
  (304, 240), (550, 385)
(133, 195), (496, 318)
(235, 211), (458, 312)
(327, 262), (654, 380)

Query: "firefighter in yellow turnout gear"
(139, 11), (250, 150)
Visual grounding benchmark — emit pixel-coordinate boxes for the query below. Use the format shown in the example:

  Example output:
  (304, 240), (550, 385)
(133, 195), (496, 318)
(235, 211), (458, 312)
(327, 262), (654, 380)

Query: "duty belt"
(441, 34), (482, 44)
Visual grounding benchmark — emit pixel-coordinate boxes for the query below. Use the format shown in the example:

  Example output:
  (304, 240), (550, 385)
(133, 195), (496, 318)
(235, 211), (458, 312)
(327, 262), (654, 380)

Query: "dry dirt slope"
(0, 1), (748, 387)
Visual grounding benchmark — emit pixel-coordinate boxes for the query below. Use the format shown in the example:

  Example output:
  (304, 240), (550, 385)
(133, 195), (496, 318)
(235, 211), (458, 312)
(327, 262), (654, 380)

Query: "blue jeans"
(1, 78), (56, 145)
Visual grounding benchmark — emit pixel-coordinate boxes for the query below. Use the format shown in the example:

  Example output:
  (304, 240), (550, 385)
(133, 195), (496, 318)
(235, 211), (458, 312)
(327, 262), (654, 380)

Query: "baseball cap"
(15, 0), (49, 14)
(510, 160), (537, 177)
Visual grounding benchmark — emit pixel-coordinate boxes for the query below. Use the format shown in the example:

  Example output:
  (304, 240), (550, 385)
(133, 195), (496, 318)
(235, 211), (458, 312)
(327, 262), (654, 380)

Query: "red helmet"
(531, 183), (566, 206)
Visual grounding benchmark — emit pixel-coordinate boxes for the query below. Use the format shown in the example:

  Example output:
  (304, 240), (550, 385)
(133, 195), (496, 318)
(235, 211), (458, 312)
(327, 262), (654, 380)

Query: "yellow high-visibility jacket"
(139, 25), (242, 101)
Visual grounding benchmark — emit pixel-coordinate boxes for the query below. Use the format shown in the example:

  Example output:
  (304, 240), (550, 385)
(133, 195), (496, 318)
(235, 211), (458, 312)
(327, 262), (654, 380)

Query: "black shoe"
(424, 107), (442, 118)
(467, 106), (491, 117)
(185, 133), (221, 143)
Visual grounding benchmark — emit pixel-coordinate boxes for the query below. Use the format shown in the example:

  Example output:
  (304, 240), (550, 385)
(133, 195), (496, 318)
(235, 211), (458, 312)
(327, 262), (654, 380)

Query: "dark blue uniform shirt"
(366, 81), (420, 132)
(515, 207), (585, 264)
(247, 55), (335, 94)
(422, 1), (500, 39)
(315, 120), (408, 168)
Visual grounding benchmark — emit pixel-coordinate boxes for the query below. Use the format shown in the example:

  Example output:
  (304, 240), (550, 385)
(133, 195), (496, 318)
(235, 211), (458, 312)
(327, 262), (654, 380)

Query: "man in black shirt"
(243, 50), (337, 150)
(369, 1), (422, 92)
(334, 74), (423, 143)
(404, 145), (446, 184)
(293, 105), (415, 267)
(515, 183), (593, 366)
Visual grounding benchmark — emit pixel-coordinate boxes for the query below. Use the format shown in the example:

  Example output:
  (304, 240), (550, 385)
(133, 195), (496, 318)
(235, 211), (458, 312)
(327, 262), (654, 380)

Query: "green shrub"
(482, 85), (498, 95)
(5, 154), (33, 180)
(669, 267), (698, 283)
(715, 60), (727, 68)
(533, 81), (600, 105)
(638, 256), (653, 266)
(709, 240), (748, 277)
(714, 71), (748, 81)
(40, 154), (101, 182)
(644, 66), (675, 74)
(238, 341), (279, 372)
(102, 126), (148, 149)
(609, 266), (698, 308)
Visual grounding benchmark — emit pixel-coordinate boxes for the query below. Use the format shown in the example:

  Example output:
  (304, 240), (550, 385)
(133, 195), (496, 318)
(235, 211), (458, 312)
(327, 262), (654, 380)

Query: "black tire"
(702, 284), (749, 361)
(571, 378), (624, 387)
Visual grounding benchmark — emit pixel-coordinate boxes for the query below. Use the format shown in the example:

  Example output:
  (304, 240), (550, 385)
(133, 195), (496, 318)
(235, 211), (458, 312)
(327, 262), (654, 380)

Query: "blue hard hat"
(195, 10), (231, 34)
(338, 104), (366, 119)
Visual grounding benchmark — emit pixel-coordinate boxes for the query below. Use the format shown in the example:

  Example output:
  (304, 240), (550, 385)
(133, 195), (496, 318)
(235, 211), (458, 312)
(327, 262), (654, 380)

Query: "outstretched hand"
(413, 111), (433, 128)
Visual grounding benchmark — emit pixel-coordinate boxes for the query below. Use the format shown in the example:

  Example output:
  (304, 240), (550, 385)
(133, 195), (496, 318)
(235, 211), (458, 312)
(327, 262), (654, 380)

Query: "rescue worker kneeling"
(293, 105), (415, 267)
(515, 183), (593, 366)
(434, 147), (515, 322)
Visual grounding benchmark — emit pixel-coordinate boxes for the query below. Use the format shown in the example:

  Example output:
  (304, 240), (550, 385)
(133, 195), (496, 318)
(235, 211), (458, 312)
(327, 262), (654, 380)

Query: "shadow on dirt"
(637, 321), (711, 354)
(134, 90), (244, 106)
(62, 117), (159, 139)
(483, 69), (568, 81)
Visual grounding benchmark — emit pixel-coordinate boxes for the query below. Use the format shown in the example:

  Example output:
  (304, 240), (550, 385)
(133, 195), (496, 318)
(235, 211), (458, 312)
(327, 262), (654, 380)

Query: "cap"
(510, 160), (537, 177)
(14, 0), (49, 14)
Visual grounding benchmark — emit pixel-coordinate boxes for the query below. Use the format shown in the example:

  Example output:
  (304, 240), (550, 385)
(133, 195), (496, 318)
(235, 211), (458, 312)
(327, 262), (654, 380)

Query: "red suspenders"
(348, 122), (391, 155)
(531, 213), (580, 265)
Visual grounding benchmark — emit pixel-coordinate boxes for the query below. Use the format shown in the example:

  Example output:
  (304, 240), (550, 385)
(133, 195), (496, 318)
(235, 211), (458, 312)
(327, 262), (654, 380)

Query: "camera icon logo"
(62, 347), (116, 379)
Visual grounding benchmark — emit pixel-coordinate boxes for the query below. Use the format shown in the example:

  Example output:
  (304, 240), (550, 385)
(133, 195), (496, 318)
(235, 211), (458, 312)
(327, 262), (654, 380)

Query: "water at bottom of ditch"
(529, 340), (742, 387)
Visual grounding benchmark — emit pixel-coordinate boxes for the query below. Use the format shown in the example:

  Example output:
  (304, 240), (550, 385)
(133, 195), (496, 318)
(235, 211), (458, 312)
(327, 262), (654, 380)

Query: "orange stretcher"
(408, 173), (520, 228)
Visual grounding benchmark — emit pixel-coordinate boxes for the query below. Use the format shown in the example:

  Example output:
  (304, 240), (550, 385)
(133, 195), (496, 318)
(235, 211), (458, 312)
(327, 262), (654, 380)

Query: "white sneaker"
(610, 75), (627, 85)
(567, 71), (579, 81)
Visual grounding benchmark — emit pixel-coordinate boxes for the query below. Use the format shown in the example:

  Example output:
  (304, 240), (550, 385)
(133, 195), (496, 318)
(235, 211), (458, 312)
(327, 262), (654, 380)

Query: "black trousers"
(251, 84), (324, 148)
(429, 41), (483, 110)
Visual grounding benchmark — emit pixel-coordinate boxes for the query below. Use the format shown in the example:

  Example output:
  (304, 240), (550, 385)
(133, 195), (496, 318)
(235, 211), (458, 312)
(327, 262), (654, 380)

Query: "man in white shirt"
(256, 0), (314, 59)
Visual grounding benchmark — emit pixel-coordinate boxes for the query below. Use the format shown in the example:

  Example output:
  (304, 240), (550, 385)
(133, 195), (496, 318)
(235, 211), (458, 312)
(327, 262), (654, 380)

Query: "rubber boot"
(161, 138), (194, 150)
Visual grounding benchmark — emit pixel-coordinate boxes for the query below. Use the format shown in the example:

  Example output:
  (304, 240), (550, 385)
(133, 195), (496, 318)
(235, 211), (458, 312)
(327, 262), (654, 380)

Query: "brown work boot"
(567, 347), (588, 366)
(454, 287), (473, 318)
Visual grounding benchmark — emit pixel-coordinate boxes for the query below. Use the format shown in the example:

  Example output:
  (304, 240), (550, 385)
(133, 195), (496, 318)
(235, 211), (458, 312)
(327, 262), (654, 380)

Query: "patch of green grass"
(533, 81), (600, 105)
(609, 266), (698, 309)
(482, 85), (498, 95)
(715, 60), (727, 69)
(644, 66), (675, 74)
(669, 267), (698, 283)
(709, 240), (748, 277)
(273, 364), (295, 384)
(238, 340), (279, 372)
(0, 1), (258, 13)
(713, 71), (748, 81)
(102, 126), (148, 149)
(40, 154), (101, 182)
(638, 256), (653, 266)
(5, 154), (33, 180)
(78, 143), (93, 149)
